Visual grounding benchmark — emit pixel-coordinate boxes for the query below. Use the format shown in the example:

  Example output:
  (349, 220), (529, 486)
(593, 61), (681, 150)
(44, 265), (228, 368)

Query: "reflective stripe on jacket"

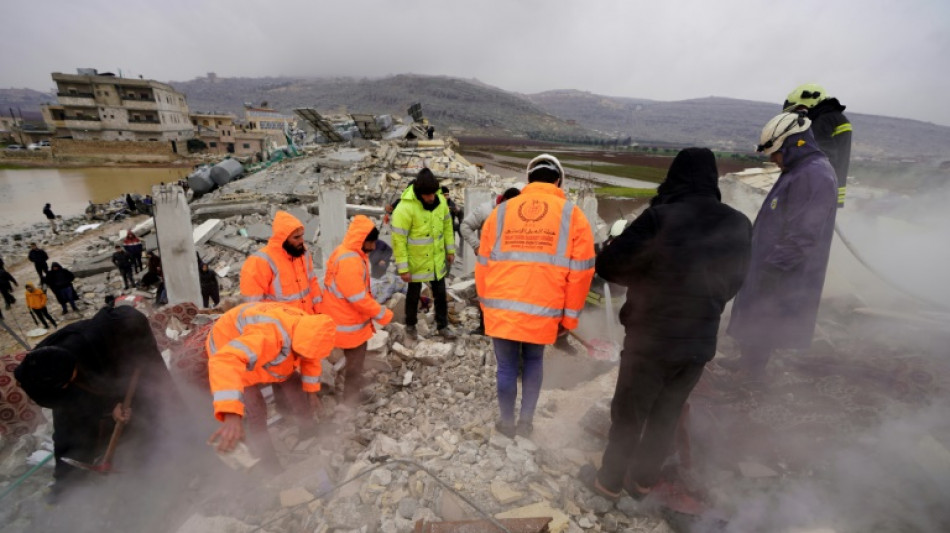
(391, 186), (455, 282)
(206, 302), (335, 420)
(475, 182), (596, 345)
(323, 216), (394, 349)
(240, 210), (323, 313)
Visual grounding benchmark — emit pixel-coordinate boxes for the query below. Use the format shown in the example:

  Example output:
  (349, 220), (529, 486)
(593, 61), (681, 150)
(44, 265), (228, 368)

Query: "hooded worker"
(476, 154), (596, 438)
(240, 210), (322, 313)
(206, 302), (336, 468)
(391, 168), (457, 340)
(581, 147), (751, 505)
(14, 305), (188, 501)
(724, 112), (838, 378)
(24, 282), (57, 329)
(783, 83), (852, 207)
(322, 215), (394, 404)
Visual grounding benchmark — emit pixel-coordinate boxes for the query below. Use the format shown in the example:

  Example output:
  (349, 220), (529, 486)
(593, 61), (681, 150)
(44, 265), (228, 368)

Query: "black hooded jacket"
(596, 148), (752, 362)
(808, 98), (852, 202)
(44, 262), (75, 292)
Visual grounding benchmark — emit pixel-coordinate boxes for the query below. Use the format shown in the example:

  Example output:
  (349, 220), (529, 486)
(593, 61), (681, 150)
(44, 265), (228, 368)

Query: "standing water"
(0, 166), (188, 231)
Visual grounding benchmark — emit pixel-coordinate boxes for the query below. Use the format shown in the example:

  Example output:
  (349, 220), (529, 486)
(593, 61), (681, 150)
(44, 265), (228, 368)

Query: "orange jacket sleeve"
(208, 324), (282, 420)
(239, 255), (272, 303)
(561, 206), (596, 330)
(337, 255), (393, 325)
(306, 252), (323, 313)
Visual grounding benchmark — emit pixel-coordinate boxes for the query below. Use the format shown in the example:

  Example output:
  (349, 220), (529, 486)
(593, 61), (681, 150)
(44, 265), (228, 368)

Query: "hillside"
(169, 74), (598, 141)
(0, 87), (53, 121)
(526, 90), (950, 160)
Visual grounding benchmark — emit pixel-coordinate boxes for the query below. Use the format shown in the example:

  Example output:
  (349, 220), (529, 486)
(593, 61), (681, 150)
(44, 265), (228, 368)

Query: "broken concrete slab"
(192, 203), (268, 222)
(279, 487), (315, 508)
(414, 517), (552, 533)
(193, 219), (223, 246)
(490, 479), (524, 505)
(395, 340), (454, 366)
(496, 502), (569, 533)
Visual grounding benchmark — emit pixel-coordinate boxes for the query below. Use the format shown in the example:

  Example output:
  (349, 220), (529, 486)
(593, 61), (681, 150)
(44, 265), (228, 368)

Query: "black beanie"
(413, 169), (439, 195)
(364, 226), (380, 243)
(14, 347), (78, 406)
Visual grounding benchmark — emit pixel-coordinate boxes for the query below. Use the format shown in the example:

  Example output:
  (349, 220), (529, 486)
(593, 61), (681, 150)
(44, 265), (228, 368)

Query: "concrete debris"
(496, 503), (570, 533)
(175, 514), (261, 533)
(279, 487), (315, 508)
(414, 517), (552, 533)
(490, 479), (524, 505)
(397, 340), (455, 366)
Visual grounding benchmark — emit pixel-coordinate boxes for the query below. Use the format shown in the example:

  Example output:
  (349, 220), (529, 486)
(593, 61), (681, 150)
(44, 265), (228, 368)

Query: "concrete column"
(152, 184), (202, 306)
(317, 186), (347, 266)
(461, 187), (494, 275)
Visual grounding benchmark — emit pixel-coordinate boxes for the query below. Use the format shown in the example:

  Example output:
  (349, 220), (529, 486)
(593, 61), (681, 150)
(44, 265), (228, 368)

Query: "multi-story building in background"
(190, 111), (267, 157)
(42, 69), (193, 147)
(243, 104), (296, 145)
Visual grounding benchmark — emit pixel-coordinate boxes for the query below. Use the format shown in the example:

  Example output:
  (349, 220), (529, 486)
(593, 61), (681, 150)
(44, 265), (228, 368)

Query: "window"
(243, 143), (250, 149)
(209, 142), (217, 147)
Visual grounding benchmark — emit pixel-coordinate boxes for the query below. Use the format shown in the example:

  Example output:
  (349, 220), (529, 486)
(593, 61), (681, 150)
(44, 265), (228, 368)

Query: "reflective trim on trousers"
(337, 320), (370, 332)
(480, 297), (563, 318)
(214, 390), (244, 402)
(226, 339), (259, 371)
(301, 375), (321, 385)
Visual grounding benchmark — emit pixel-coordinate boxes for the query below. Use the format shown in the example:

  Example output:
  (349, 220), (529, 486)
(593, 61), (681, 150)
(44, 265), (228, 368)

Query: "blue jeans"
(492, 337), (545, 425)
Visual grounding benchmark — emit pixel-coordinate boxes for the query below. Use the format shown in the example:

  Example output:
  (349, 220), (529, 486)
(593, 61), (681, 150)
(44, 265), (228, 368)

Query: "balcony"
(64, 118), (102, 130)
(57, 95), (96, 107)
(128, 118), (160, 124)
(122, 99), (158, 111)
(57, 91), (94, 98)
(126, 121), (163, 132)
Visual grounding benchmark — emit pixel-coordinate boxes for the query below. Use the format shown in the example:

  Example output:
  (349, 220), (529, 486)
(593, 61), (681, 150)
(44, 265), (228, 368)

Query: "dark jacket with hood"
(14, 306), (188, 483)
(28, 248), (49, 267)
(44, 262), (75, 292)
(0, 268), (17, 293)
(596, 148), (752, 363)
(728, 129), (837, 349)
(808, 98), (852, 206)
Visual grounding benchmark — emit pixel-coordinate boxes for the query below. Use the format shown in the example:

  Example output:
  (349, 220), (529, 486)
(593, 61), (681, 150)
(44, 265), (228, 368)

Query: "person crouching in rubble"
(14, 305), (190, 502)
(322, 216), (393, 405)
(579, 147), (751, 505)
(206, 302), (335, 470)
(476, 154), (596, 438)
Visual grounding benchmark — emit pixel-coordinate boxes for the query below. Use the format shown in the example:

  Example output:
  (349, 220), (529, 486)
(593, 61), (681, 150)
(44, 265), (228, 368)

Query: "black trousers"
(1, 289), (14, 307)
(118, 268), (135, 289)
(598, 335), (705, 491)
(202, 287), (220, 308)
(32, 306), (57, 329)
(405, 276), (448, 330)
(35, 262), (49, 283)
(342, 343), (368, 404)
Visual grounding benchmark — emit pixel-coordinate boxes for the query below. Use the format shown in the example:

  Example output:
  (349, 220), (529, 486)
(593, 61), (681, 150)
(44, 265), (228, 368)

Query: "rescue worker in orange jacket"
(322, 216), (394, 404)
(206, 302), (335, 468)
(240, 210), (323, 313)
(476, 154), (596, 437)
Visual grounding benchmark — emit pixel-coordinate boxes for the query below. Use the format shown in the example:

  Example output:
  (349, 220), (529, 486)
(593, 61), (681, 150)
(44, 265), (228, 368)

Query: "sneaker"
(437, 326), (458, 340)
(405, 325), (418, 341)
(494, 420), (516, 439)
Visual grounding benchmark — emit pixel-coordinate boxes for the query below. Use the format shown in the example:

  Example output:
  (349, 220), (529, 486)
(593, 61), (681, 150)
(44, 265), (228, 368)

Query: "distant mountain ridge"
(3, 76), (949, 160)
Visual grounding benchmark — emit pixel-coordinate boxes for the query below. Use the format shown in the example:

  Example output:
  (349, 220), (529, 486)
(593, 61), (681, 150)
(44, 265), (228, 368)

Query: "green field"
(492, 151), (667, 184)
(592, 186), (657, 198)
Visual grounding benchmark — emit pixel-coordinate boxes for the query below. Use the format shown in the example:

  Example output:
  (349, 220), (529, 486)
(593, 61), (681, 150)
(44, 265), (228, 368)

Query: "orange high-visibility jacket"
(240, 211), (323, 313)
(24, 286), (48, 310)
(323, 216), (394, 349)
(206, 302), (335, 420)
(476, 182), (596, 345)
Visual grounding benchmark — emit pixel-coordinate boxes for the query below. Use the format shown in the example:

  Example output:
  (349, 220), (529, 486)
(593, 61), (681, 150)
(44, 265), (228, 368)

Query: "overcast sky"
(2, 0), (949, 126)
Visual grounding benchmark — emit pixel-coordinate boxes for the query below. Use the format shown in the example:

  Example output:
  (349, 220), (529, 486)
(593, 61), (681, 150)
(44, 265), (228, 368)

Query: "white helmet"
(757, 112), (811, 156)
(526, 153), (565, 185)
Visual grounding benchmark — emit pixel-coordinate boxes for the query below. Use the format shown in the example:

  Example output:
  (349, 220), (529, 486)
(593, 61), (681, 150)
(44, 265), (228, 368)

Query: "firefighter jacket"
(206, 302), (336, 420)
(240, 210), (323, 313)
(323, 216), (394, 349)
(475, 182), (596, 345)
(808, 98), (852, 207)
(391, 186), (456, 282)
(24, 285), (48, 309)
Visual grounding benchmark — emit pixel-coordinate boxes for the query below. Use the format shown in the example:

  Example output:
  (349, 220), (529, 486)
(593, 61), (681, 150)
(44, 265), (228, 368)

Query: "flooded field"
(0, 166), (188, 230)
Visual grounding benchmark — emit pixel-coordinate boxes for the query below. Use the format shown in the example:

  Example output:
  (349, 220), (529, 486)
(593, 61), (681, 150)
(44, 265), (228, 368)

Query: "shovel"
(61, 367), (142, 475)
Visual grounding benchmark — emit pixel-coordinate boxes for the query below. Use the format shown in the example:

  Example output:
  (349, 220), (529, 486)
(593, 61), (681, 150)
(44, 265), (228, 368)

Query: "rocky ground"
(2, 140), (950, 533)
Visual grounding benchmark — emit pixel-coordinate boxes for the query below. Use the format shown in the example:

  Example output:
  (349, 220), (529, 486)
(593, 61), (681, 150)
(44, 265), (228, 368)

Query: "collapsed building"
(0, 121), (949, 533)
